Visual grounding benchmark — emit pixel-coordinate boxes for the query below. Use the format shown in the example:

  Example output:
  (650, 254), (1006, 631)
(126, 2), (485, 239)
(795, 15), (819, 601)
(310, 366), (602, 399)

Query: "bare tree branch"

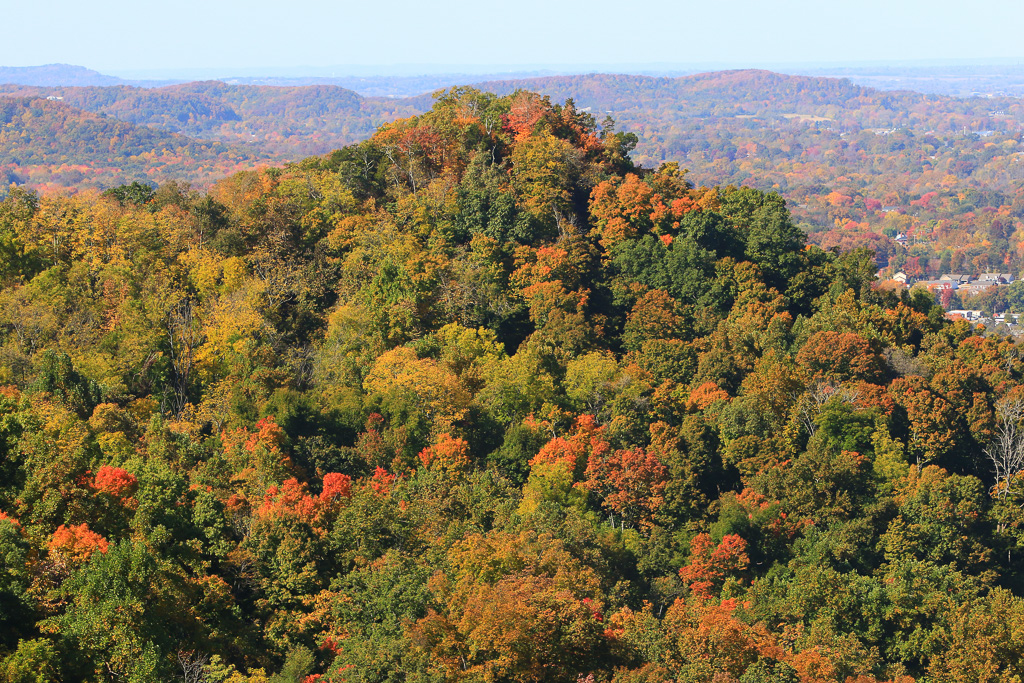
(177, 649), (209, 683)
(795, 381), (859, 436)
(985, 395), (1024, 500)
(167, 298), (203, 417)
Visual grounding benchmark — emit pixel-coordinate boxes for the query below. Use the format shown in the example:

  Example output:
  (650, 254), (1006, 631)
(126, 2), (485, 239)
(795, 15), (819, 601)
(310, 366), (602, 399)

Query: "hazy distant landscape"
(7, 61), (1024, 97)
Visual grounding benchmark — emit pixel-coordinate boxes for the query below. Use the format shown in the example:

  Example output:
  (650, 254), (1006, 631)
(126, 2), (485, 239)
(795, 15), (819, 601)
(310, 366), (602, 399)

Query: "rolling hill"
(0, 97), (263, 189)
(0, 81), (421, 158)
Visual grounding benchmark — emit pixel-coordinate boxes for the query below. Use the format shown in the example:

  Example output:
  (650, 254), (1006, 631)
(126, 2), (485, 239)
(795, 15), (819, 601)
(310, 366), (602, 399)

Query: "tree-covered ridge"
(6, 70), (1024, 279)
(0, 97), (265, 191)
(0, 81), (422, 157)
(461, 70), (879, 116)
(1, 87), (1023, 682)
(464, 69), (1019, 124)
(0, 64), (128, 88)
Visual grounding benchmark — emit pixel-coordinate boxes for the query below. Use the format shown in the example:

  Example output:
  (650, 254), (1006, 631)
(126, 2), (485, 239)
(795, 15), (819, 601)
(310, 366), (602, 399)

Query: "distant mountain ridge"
(0, 64), (131, 87)
(218, 72), (563, 97)
(438, 69), (878, 116)
(6, 62), (1024, 98)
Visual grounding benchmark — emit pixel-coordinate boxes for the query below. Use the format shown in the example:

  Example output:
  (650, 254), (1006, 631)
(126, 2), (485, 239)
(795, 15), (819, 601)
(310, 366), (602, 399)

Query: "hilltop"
(450, 70), (1024, 282)
(3, 69), (1024, 283)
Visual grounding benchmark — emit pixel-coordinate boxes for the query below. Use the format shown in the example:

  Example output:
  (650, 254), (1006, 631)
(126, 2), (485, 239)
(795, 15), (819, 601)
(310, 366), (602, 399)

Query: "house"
(948, 309), (984, 321)
(940, 274), (973, 284)
(960, 282), (997, 297)
(917, 280), (957, 291)
(892, 272), (908, 284)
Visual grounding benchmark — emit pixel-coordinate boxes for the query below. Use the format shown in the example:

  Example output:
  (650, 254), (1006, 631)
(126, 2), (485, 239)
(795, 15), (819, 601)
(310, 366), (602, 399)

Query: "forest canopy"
(0, 86), (1022, 683)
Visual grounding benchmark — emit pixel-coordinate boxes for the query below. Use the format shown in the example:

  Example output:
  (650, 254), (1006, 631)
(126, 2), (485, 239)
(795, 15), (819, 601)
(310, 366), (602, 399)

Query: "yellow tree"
(363, 347), (471, 437)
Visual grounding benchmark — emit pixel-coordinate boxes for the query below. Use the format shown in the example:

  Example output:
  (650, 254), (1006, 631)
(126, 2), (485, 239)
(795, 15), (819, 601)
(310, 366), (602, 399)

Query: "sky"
(5, 0), (1024, 76)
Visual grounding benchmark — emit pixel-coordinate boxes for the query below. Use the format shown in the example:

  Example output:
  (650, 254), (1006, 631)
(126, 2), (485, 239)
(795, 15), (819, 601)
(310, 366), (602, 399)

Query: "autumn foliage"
(49, 523), (109, 563)
(2, 84), (1024, 683)
(91, 465), (137, 498)
(679, 533), (750, 599)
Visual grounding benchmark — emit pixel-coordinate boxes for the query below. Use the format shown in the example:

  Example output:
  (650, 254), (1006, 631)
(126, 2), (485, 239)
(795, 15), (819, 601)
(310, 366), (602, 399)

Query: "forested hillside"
(5, 70), (1024, 279)
(0, 97), (264, 190)
(2, 87), (1024, 682)
(0, 82), (421, 156)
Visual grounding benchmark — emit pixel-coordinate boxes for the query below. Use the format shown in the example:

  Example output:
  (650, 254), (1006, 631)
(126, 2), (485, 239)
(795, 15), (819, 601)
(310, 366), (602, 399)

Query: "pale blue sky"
(5, 0), (1024, 74)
